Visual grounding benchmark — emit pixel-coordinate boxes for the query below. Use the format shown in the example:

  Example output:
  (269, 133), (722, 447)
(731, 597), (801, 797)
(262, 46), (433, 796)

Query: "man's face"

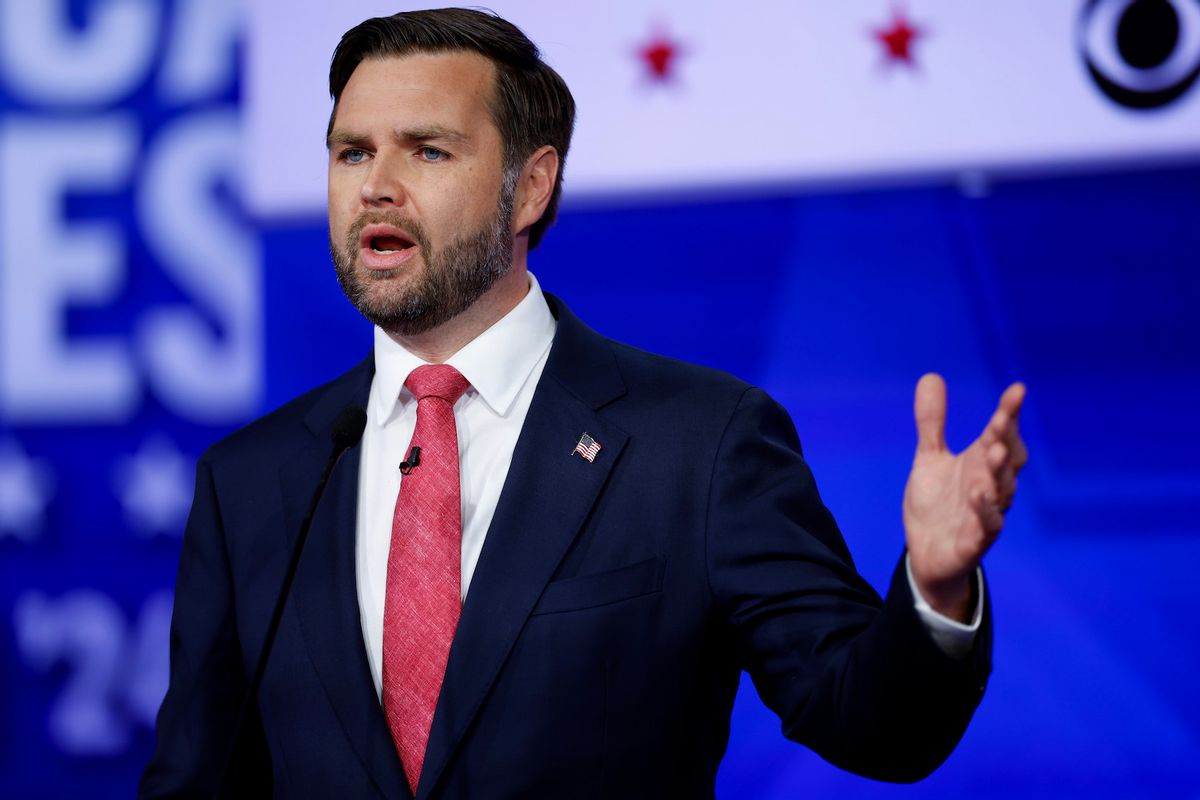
(327, 52), (514, 336)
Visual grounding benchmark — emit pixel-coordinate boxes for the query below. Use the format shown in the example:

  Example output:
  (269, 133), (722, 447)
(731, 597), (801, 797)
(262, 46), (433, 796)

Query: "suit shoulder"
(582, 332), (803, 458)
(605, 337), (751, 398)
(546, 292), (761, 417)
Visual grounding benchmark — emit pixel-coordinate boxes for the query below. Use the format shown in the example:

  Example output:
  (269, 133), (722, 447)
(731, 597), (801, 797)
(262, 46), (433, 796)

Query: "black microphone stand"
(216, 406), (367, 798)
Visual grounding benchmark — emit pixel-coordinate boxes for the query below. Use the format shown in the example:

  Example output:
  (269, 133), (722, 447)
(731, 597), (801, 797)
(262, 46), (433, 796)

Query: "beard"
(330, 177), (515, 337)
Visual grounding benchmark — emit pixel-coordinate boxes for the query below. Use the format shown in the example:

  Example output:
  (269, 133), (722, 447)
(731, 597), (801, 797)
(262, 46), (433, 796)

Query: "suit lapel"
(280, 357), (414, 800)
(417, 298), (628, 799)
(271, 298), (627, 799)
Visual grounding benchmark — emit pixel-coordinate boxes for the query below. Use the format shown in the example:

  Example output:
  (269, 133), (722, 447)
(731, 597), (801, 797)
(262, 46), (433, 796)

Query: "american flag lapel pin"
(572, 432), (602, 463)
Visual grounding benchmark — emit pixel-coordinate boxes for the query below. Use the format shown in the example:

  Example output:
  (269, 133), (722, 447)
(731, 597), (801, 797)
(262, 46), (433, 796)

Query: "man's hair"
(328, 8), (575, 249)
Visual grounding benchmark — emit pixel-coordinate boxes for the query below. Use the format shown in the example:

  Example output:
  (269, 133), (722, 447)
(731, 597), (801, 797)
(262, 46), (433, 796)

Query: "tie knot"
(405, 364), (470, 404)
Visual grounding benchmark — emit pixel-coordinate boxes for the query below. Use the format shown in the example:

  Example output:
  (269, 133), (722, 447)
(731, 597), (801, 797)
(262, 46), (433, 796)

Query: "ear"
(512, 144), (559, 235)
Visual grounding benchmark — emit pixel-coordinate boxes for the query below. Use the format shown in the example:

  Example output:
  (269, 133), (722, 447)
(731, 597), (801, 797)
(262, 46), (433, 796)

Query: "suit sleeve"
(139, 453), (270, 798)
(705, 387), (991, 783)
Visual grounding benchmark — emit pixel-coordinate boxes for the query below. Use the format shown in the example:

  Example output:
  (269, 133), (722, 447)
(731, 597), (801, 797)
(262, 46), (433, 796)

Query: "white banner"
(247, 0), (1200, 216)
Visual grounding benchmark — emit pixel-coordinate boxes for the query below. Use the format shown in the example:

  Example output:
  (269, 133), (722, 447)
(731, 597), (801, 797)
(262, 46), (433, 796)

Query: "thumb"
(914, 373), (947, 454)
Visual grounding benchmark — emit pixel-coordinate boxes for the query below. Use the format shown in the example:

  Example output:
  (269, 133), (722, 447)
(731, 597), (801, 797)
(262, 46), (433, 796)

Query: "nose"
(360, 153), (406, 207)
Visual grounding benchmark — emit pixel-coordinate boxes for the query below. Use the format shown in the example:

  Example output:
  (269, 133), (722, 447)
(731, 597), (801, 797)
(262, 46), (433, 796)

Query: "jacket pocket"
(531, 557), (664, 615)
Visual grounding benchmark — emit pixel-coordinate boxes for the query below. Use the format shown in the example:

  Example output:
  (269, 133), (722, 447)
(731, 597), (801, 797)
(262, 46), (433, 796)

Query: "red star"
(638, 32), (681, 82)
(873, 9), (924, 67)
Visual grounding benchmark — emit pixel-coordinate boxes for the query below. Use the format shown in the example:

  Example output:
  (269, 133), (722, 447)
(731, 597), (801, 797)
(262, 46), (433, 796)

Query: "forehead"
(333, 51), (498, 132)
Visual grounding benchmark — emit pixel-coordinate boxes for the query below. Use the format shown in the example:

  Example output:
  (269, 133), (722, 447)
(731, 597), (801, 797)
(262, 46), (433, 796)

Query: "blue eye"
(419, 146), (447, 162)
(342, 148), (367, 164)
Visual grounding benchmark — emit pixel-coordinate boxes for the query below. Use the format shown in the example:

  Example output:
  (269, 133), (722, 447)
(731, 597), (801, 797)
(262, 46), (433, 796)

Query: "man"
(142, 8), (1026, 799)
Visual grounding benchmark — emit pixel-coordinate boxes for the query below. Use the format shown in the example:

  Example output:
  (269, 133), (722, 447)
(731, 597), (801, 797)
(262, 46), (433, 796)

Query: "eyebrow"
(326, 126), (469, 150)
(397, 125), (468, 145)
(326, 130), (368, 150)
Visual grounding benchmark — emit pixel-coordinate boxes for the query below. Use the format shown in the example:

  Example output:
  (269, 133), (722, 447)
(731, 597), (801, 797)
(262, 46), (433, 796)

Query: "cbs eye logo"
(1079, 0), (1200, 109)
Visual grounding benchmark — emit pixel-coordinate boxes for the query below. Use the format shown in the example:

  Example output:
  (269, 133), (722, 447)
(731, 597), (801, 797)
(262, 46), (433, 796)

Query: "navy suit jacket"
(142, 295), (991, 799)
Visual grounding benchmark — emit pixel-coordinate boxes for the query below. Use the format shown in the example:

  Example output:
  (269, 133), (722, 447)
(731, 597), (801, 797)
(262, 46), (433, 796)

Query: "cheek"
(454, 170), (503, 219)
(327, 206), (347, 237)
(327, 180), (360, 228)
(328, 169), (362, 210)
(420, 178), (492, 235)
(327, 208), (357, 254)
(328, 186), (351, 214)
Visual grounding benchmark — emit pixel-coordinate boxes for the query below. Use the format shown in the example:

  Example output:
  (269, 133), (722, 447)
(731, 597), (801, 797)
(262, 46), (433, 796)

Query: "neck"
(384, 263), (531, 363)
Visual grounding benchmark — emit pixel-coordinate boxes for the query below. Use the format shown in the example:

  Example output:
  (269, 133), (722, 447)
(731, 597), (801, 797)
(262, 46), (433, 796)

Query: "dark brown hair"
(328, 8), (575, 249)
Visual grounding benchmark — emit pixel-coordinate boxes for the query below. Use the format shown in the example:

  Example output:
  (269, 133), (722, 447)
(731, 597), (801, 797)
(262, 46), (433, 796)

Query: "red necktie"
(382, 364), (470, 793)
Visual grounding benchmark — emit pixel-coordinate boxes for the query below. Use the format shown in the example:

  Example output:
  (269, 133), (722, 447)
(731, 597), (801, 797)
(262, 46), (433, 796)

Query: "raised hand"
(903, 374), (1027, 621)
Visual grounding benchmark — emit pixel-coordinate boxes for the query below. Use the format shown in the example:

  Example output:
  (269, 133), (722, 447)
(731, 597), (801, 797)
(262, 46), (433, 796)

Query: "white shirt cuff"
(905, 555), (983, 660)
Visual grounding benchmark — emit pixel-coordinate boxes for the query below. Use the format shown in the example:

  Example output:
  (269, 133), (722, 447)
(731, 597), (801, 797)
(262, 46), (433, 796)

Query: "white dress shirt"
(356, 272), (557, 697)
(355, 272), (980, 696)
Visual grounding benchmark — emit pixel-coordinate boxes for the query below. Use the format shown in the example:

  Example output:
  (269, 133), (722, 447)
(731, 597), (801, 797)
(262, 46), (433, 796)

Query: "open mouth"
(368, 234), (414, 254)
(359, 224), (418, 269)
(360, 224), (416, 252)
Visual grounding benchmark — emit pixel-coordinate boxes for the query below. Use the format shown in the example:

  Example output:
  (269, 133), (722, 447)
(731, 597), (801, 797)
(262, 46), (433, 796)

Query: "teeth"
(372, 248), (399, 254)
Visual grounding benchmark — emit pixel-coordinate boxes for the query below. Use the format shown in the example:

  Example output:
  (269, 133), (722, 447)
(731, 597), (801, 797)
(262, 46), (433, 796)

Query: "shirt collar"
(370, 272), (556, 426)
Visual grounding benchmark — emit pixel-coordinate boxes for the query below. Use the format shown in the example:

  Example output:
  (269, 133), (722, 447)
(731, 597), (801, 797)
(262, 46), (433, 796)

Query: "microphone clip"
(399, 446), (421, 475)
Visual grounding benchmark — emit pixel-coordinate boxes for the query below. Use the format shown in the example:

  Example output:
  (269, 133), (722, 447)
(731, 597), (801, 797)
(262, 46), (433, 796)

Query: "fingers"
(982, 441), (1016, 503)
(999, 381), (1027, 418)
(981, 383), (1023, 440)
(986, 441), (1007, 470)
(1007, 432), (1029, 472)
(982, 382), (1029, 472)
(998, 383), (1028, 473)
(914, 373), (948, 454)
(994, 461), (1017, 510)
(965, 441), (1018, 544)
(967, 436), (1018, 539)
(970, 485), (1007, 535)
